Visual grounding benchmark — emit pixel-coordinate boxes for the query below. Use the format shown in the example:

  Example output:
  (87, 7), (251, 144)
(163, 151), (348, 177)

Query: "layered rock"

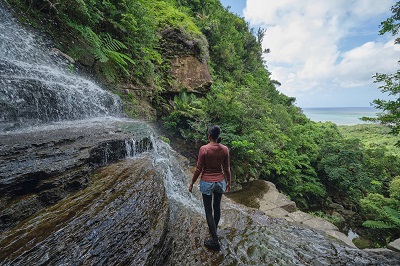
(0, 119), (153, 232)
(118, 27), (212, 118)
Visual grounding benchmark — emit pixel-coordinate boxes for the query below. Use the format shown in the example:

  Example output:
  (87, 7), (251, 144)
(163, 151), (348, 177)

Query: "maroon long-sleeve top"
(192, 143), (231, 183)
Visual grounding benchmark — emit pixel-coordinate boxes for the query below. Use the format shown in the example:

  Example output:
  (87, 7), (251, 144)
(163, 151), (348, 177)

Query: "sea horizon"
(301, 107), (379, 126)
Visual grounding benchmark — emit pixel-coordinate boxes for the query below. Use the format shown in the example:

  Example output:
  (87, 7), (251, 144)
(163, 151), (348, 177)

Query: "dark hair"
(207, 125), (222, 143)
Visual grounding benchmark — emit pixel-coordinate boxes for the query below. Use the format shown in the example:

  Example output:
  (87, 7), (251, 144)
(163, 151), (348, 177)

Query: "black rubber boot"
(204, 238), (221, 251)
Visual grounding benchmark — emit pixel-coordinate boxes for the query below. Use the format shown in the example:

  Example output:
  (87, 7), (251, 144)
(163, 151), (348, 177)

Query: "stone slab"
(263, 181), (277, 190)
(288, 211), (313, 223)
(262, 190), (280, 202)
(261, 190), (296, 212)
(259, 201), (278, 212)
(263, 207), (290, 218)
(302, 217), (339, 231)
(388, 238), (400, 252)
(284, 216), (296, 223)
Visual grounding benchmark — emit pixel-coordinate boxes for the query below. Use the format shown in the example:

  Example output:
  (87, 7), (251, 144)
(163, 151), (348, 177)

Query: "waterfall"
(0, 2), (122, 133)
(125, 137), (153, 158)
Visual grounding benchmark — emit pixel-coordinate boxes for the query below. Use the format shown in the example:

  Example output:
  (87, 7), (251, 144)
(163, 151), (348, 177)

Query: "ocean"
(301, 107), (379, 126)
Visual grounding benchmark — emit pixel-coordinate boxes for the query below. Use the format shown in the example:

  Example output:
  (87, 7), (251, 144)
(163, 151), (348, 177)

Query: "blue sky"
(220, 0), (400, 108)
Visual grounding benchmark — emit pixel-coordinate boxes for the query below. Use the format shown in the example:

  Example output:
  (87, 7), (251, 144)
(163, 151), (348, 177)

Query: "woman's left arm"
(223, 149), (231, 192)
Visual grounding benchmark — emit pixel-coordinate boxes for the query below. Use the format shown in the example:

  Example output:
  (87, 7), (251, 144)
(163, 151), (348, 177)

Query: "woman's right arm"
(189, 147), (204, 192)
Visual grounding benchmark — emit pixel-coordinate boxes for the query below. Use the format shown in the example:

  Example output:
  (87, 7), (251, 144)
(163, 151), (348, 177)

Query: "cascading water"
(151, 136), (204, 213)
(0, 1), (122, 132)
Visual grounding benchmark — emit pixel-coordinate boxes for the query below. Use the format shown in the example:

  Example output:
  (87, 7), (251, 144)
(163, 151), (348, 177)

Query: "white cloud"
(244, 0), (399, 107)
(338, 40), (400, 88)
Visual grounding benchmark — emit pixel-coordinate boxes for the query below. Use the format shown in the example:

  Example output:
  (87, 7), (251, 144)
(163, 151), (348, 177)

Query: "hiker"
(189, 125), (231, 251)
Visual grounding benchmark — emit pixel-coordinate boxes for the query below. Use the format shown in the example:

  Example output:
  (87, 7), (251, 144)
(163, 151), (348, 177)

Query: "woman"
(189, 125), (231, 251)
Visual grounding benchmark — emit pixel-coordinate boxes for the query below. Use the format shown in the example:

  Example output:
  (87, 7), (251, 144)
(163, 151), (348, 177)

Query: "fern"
(385, 206), (400, 225)
(174, 90), (205, 117)
(362, 206), (400, 229)
(106, 50), (135, 74)
(92, 48), (108, 63)
(73, 25), (134, 80)
(101, 33), (126, 50)
(362, 220), (397, 229)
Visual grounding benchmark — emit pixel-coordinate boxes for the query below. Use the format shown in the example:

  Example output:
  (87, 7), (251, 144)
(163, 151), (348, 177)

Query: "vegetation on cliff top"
(4, 0), (400, 246)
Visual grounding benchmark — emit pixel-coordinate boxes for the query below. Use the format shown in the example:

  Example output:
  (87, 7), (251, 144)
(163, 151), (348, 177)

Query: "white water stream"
(0, 2), (122, 132)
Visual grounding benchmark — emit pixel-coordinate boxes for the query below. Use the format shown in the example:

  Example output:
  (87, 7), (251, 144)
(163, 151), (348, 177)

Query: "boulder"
(169, 55), (212, 93)
(160, 27), (212, 95)
(248, 180), (359, 248)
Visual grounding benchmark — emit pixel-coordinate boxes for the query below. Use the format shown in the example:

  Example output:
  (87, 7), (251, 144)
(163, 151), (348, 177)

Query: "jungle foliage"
(5, 0), (400, 243)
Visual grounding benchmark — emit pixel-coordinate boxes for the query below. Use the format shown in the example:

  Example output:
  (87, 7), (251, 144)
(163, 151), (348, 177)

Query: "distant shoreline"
(301, 106), (376, 109)
(301, 107), (378, 125)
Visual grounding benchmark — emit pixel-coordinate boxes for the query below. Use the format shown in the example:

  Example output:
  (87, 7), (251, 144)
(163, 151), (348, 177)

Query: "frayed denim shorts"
(200, 180), (226, 195)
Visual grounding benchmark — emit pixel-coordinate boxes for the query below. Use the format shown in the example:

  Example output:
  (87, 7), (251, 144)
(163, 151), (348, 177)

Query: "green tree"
(318, 138), (371, 200)
(362, 1), (400, 145)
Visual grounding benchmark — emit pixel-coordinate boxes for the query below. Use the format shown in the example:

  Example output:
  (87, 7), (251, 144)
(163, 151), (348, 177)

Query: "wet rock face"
(0, 158), (170, 265)
(0, 120), (153, 232)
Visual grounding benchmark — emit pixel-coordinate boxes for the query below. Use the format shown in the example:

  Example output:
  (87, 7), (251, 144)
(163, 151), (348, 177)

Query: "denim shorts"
(200, 180), (226, 195)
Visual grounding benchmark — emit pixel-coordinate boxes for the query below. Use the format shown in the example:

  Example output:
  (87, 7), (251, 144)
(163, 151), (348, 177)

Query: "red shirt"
(193, 143), (231, 183)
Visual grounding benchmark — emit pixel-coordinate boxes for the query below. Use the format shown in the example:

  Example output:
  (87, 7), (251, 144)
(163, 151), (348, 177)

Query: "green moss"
(160, 136), (171, 144)
(353, 237), (376, 249)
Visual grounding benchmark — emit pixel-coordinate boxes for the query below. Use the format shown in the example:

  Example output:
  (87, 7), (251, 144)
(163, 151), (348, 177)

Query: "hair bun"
(207, 125), (221, 142)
